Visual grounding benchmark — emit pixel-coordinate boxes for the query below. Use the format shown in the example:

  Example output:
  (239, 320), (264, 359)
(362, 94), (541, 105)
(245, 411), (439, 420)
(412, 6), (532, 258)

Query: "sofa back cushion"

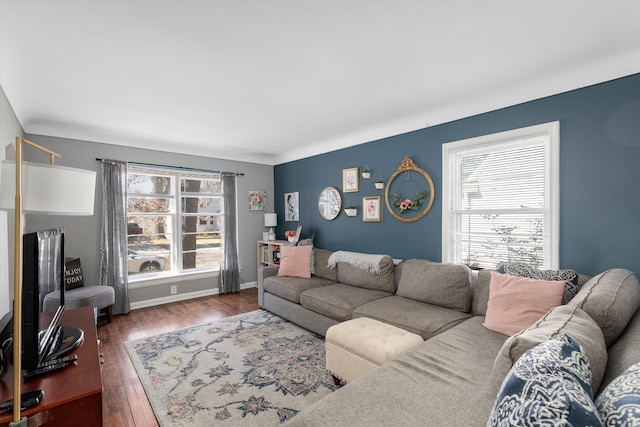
(472, 269), (492, 316)
(568, 268), (640, 347)
(600, 309), (640, 390)
(336, 255), (396, 292)
(492, 304), (607, 394)
(313, 249), (337, 281)
(395, 259), (472, 312)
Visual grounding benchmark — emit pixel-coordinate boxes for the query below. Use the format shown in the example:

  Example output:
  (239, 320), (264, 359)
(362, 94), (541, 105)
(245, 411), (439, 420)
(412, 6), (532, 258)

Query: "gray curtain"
(219, 174), (240, 293)
(99, 160), (130, 314)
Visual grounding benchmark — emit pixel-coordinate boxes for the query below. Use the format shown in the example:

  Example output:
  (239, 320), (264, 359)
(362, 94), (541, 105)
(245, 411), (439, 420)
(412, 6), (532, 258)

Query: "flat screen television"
(21, 228), (65, 371)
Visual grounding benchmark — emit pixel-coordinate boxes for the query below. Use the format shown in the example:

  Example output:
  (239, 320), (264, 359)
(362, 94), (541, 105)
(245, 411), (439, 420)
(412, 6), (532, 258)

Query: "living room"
(1, 1), (640, 426)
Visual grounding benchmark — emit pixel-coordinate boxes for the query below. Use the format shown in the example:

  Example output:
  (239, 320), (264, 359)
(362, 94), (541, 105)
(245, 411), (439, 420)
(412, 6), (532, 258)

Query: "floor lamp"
(0, 137), (96, 426)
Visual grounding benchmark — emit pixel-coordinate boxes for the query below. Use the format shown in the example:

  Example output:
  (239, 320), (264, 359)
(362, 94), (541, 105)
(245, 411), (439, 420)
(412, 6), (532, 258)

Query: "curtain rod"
(95, 158), (244, 176)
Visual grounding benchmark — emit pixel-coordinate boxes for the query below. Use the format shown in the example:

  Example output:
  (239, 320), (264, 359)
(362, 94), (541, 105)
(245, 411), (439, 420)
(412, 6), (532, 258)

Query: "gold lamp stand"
(10, 137), (61, 425)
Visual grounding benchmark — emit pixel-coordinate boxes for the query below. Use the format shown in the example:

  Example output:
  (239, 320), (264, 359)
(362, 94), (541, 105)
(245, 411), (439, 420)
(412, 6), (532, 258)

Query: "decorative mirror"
(384, 156), (435, 223)
(318, 186), (342, 220)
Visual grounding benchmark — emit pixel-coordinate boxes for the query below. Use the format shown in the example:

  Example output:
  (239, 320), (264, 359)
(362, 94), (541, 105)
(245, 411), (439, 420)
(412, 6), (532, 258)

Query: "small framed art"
(285, 192), (299, 221)
(363, 196), (381, 222)
(343, 167), (359, 193)
(248, 190), (267, 211)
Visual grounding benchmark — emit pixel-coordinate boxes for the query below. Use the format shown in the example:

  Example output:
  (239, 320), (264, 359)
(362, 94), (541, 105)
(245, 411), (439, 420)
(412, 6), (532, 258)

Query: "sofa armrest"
(258, 265), (280, 308)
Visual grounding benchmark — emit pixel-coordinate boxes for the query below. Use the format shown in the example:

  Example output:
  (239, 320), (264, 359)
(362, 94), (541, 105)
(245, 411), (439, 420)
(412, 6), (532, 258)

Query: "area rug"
(125, 309), (338, 426)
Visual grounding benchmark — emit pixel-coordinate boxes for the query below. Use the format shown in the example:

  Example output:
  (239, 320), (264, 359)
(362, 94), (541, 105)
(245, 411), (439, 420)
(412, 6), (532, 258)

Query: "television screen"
(22, 228), (65, 371)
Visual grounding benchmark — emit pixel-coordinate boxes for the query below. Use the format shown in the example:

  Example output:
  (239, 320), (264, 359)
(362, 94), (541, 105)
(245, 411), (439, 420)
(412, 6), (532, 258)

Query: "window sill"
(128, 269), (219, 289)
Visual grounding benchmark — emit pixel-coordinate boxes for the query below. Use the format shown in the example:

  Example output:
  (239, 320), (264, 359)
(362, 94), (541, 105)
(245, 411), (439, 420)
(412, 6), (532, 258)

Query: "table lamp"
(264, 213), (277, 241)
(0, 137), (96, 426)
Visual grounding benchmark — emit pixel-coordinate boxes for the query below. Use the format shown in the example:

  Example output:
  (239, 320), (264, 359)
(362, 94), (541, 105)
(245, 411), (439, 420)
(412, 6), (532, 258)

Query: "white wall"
(0, 85), (25, 315)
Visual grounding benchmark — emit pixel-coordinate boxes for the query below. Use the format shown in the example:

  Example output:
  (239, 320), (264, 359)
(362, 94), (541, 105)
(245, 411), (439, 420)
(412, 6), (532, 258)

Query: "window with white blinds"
(442, 122), (559, 270)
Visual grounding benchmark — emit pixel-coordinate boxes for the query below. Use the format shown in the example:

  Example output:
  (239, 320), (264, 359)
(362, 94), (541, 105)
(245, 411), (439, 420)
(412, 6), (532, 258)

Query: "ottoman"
(325, 317), (423, 383)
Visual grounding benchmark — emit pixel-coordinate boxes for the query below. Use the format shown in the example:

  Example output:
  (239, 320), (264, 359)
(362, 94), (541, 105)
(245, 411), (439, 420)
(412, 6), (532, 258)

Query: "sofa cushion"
(568, 268), (640, 346)
(277, 245), (312, 278)
(496, 262), (581, 304)
(600, 309), (640, 390)
(395, 259), (472, 312)
(492, 305), (607, 394)
(483, 271), (564, 336)
(352, 295), (473, 340)
(300, 284), (391, 321)
(312, 248), (337, 281)
(595, 362), (640, 424)
(263, 275), (336, 304)
(472, 269), (492, 316)
(488, 334), (601, 427)
(336, 255), (396, 293)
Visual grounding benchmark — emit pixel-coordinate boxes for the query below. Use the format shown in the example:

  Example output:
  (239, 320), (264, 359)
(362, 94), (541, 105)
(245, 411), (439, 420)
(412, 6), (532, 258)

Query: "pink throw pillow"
(483, 271), (565, 336)
(277, 245), (312, 279)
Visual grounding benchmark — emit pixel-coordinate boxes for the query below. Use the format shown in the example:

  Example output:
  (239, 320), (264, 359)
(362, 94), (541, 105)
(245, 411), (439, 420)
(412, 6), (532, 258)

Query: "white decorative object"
(264, 213), (277, 241)
(375, 174), (384, 190)
(361, 164), (370, 179)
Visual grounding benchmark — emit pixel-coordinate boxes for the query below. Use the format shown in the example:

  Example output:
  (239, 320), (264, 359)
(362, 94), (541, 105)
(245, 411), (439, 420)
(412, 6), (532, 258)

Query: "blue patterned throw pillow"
(488, 333), (602, 427)
(595, 362), (640, 425)
(496, 262), (580, 304)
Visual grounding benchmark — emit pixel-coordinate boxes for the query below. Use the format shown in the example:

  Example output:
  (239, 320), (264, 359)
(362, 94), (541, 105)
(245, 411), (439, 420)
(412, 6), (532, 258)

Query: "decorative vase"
(288, 236), (295, 243)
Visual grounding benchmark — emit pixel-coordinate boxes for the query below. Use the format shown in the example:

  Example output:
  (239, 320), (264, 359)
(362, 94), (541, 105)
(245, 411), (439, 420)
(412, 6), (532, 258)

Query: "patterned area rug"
(125, 310), (337, 426)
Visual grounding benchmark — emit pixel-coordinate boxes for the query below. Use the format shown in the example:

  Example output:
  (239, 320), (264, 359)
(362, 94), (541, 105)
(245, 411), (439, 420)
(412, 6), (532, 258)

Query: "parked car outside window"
(128, 249), (168, 274)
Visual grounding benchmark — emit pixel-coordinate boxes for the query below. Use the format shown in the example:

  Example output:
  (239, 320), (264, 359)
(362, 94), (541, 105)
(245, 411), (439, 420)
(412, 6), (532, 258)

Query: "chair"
(42, 258), (115, 323)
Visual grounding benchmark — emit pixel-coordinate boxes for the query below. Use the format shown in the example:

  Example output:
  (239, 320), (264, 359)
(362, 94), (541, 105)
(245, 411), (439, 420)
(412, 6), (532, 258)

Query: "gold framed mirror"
(384, 156), (435, 223)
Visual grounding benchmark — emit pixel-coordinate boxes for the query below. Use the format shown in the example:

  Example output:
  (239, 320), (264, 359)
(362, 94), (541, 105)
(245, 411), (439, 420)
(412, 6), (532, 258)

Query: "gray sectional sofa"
(257, 248), (640, 426)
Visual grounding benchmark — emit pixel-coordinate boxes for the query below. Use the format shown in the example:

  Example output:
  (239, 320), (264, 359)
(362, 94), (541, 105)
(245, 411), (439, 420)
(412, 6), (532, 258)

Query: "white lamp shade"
(0, 160), (96, 215)
(264, 213), (277, 227)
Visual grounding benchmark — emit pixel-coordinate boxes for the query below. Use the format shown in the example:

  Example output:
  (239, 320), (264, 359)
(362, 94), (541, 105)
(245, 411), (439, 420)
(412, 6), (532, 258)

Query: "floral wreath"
(390, 191), (429, 214)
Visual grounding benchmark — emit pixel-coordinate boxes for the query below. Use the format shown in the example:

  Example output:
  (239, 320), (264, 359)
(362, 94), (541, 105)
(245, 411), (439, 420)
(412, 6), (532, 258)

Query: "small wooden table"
(0, 306), (102, 427)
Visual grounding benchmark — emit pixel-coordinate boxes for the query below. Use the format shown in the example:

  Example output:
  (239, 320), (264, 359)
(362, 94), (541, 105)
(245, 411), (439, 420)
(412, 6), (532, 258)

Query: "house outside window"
(442, 121), (559, 270)
(126, 165), (223, 280)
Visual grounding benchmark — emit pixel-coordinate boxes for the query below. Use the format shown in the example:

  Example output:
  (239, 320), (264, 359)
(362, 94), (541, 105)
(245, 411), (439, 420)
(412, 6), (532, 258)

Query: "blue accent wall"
(274, 73), (640, 276)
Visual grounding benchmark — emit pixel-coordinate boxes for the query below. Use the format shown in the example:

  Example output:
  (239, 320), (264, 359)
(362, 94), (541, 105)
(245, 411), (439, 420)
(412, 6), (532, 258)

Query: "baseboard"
(130, 281), (257, 310)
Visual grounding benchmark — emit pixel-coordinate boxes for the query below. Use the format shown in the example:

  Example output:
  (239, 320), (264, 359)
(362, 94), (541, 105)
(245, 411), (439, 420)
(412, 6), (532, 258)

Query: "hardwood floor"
(98, 288), (259, 427)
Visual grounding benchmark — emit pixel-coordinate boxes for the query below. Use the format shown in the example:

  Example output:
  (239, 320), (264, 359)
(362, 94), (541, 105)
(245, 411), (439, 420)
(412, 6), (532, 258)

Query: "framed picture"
(342, 167), (359, 193)
(363, 196), (381, 222)
(248, 190), (267, 211)
(285, 192), (299, 221)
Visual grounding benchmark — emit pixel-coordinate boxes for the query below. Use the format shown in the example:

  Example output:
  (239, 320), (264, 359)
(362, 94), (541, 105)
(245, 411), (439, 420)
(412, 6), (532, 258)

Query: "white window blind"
(442, 122), (559, 269)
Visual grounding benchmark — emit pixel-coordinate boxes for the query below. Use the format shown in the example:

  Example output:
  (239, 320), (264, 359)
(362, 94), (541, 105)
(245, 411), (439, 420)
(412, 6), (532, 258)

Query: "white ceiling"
(1, 1), (639, 165)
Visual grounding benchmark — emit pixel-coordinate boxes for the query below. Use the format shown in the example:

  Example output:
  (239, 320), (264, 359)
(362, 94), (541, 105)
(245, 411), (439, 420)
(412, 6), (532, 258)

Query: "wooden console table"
(0, 306), (102, 427)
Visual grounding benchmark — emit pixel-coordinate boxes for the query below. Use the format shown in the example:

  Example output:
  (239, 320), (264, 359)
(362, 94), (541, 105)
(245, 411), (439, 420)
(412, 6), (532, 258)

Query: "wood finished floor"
(98, 288), (259, 427)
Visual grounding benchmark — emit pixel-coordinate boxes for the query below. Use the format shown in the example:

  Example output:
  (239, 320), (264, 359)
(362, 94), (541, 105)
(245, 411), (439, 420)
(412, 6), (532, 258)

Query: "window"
(442, 121), (559, 270)
(126, 165), (223, 279)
